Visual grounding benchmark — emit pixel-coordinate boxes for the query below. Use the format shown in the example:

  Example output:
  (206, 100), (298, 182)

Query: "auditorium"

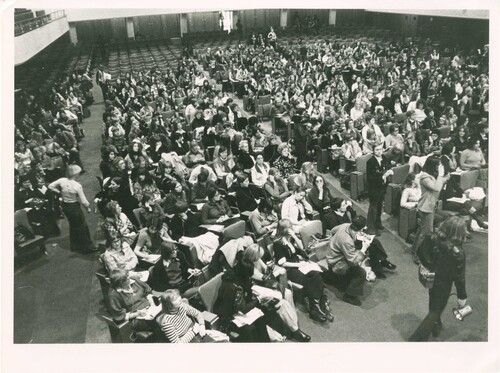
(3, 2), (499, 369)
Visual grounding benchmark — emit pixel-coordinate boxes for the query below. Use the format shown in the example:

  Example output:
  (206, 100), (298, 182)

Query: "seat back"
(299, 220), (323, 250)
(459, 170), (479, 191)
(14, 209), (34, 235)
(390, 164), (410, 185)
(223, 220), (246, 241)
(198, 272), (223, 313)
(133, 208), (143, 229)
(355, 153), (372, 180)
(96, 271), (111, 304)
(101, 315), (133, 343)
(258, 95), (271, 105)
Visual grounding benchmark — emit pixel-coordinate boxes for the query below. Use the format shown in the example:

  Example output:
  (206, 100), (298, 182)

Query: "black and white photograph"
(1, 1), (499, 372)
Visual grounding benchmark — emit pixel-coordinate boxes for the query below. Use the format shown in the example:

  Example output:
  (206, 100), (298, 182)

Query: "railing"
(15, 10), (66, 37)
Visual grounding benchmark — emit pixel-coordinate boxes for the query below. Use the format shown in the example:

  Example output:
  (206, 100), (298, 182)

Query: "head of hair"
(293, 185), (307, 194)
(422, 156), (440, 176)
(109, 269), (129, 288)
(467, 136), (479, 150)
(277, 143), (289, 154)
(148, 215), (164, 232)
(236, 172), (248, 185)
(197, 168), (209, 183)
(160, 289), (182, 313)
(437, 216), (468, 246)
(403, 173), (416, 188)
(110, 176), (122, 187)
(275, 219), (292, 240)
(330, 197), (344, 211)
(242, 244), (263, 269)
(441, 141), (455, 156)
(350, 216), (366, 232)
(207, 186), (219, 200)
(104, 200), (119, 218)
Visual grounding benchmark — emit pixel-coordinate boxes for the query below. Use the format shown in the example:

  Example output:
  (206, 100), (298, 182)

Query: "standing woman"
(409, 216), (468, 341)
(48, 165), (96, 253)
(410, 157), (449, 264)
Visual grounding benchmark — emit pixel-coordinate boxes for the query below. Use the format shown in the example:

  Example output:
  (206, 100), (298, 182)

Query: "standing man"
(366, 143), (393, 235)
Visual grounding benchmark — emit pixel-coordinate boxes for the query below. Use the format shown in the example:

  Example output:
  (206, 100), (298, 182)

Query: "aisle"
(14, 77), (107, 343)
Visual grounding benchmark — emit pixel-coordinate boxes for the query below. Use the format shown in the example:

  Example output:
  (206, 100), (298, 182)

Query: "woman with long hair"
(410, 157), (449, 264)
(272, 219), (333, 323)
(102, 200), (138, 247)
(409, 216), (469, 341)
(233, 244), (311, 342)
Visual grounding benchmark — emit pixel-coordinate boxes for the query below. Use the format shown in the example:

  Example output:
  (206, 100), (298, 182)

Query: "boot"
(309, 299), (327, 323)
(432, 320), (443, 337)
(320, 295), (334, 322)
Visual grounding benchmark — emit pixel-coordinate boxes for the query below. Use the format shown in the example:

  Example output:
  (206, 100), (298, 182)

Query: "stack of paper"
(136, 304), (162, 320)
(232, 308), (264, 327)
(298, 262), (322, 274)
(251, 285), (282, 300)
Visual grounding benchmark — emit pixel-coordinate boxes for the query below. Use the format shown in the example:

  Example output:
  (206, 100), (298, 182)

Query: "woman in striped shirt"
(156, 289), (207, 343)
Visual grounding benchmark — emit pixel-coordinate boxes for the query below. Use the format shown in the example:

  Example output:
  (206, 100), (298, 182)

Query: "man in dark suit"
(366, 143), (393, 235)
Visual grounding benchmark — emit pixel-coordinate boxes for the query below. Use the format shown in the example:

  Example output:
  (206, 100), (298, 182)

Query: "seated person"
(290, 162), (315, 190)
(135, 192), (164, 228)
(172, 132), (189, 156)
(102, 237), (139, 273)
(273, 219), (332, 323)
(191, 169), (218, 204)
(400, 174), (421, 209)
(234, 140), (255, 172)
(134, 216), (176, 261)
(249, 199), (278, 239)
(201, 187), (234, 225)
(101, 201), (138, 247)
(460, 137), (487, 170)
(183, 141), (206, 168)
(281, 186), (314, 233)
(384, 125), (404, 150)
(273, 143), (296, 179)
(233, 244), (311, 342)
(212, 145), (235, 185)
(341, 133), (363, 161)
(264, 168), (291, 211)
(307, 174), (333, 220)
(383, 142), (405, 167)
(213, 268), (272, 342)
(324, 198), (356, 231)
(148, 243), (200, 298)
(107, 269), (157, 333)
(327, 216), (395, 306)
(234, 173), (260, 213)
(250, 153), (270, 188)
(156, 289), (211, 343)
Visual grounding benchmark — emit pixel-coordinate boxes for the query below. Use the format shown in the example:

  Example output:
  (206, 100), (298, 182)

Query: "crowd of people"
(14, 24), (489, 343)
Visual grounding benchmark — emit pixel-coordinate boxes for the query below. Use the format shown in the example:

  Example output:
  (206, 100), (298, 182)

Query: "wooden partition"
(287, 9), (329, 27)
(238, 9), (280, 33)
(134, 14), (180, 39)
(187, 11), (220, 33)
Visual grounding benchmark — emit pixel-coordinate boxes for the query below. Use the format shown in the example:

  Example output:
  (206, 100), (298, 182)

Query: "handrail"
(14, 10), (66, 37)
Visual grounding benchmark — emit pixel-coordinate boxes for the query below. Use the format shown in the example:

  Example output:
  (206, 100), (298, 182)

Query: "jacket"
(366, 155), (390, 197)
(417, 172), (446, 213)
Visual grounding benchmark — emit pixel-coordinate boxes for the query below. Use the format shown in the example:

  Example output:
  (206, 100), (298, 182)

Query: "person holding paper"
(236, 244), (311, 342)
(327, 216), (370, 306)
(148, 243), (200, 298)
(366, 143), (393, 235)
(134, 216), (175, 261)
(273, 219), (333, 323)
(107, 269), (157, 333)
(201, 187), (234, 224)
(213, 270), (271, 342)
(156, 289), (214, 343)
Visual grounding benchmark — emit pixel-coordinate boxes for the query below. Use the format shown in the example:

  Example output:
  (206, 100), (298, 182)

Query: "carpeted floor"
(13, 80), (488, 344)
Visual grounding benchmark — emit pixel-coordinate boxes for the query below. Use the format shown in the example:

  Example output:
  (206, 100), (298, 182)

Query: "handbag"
(418, 264), (435, 289)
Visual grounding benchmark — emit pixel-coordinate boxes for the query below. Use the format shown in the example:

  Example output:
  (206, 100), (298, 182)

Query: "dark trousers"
(286, 268), (324, 300)
(367, 239), (388, 272)
(230, 316), (270, 342)
(330, 266), (366, 297)
(367, 192), (385, 232)
(409, 274), (467, 341)
(62, 202), (93, 252)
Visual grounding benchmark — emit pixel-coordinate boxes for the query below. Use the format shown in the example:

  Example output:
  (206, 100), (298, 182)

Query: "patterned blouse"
(273, 155), (297, 180)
